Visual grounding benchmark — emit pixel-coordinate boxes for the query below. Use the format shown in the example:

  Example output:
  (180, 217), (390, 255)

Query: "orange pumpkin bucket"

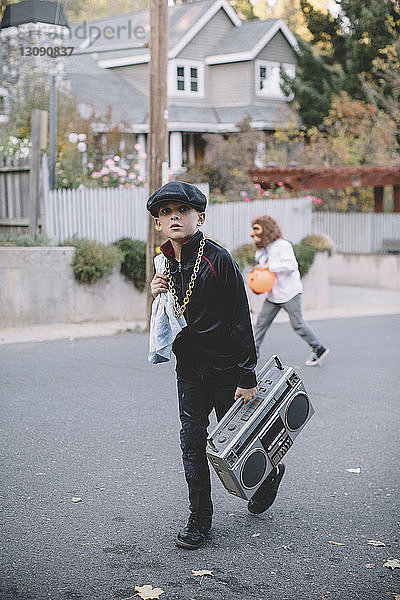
(248, 267), (276, 294)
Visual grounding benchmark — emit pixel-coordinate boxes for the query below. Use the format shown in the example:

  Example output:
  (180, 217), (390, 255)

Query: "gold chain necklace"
(165, 237), (206, 318)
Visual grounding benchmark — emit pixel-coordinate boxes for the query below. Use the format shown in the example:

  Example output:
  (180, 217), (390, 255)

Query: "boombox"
(206, 355), (314, 500)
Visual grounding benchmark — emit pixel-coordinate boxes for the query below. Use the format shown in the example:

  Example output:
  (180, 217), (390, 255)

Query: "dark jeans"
(177, 367), (239, 516)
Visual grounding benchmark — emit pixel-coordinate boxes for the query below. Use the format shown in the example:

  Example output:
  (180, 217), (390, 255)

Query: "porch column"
(169, 131), (183, 173)
(188, 133), (196, 165)
(393, 185), (400, 213)
(137, 133), (147, 181)
(374, 186), (384, 213)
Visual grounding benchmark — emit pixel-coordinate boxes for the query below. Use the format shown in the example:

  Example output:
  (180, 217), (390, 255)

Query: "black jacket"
(160, 230), (257, 389)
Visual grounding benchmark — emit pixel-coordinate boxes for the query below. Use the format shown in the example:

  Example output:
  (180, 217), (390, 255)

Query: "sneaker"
(248, 463), (286, 515)
(305, 346), (330, 367)
(175, 513), (211, 549)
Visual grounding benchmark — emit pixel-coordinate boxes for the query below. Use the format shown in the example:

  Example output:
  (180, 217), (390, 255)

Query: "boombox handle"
(256, 354), (284, 383)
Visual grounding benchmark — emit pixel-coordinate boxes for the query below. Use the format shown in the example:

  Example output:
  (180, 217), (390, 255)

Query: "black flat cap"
(146, 181), (207, 216)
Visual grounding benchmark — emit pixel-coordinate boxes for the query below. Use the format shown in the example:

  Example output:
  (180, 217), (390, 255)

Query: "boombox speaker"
(206, 354), (314, 500)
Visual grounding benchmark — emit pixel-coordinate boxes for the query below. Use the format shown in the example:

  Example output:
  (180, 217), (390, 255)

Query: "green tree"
(284, 0), (400, 128)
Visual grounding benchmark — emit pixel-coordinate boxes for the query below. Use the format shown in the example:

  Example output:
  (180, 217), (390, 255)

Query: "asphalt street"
(1, 315), (399, 600)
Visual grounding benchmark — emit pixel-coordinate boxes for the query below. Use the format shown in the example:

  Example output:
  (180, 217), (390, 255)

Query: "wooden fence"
(0, 157), (31, 234)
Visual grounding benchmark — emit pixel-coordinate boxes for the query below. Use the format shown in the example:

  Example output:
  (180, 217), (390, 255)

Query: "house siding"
(113, 63), (149, 96)
(256, 30), (297, 63)
(209, 61), (253, 106)
(177, 9), (234, 61)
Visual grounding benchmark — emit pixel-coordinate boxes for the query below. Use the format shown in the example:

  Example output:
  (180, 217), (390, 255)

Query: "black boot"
(176, 513), (212, 549)
(248, 463), (286, 514)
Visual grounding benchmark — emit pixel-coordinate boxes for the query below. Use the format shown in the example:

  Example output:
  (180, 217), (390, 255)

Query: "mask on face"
(251, 215), (282, 248)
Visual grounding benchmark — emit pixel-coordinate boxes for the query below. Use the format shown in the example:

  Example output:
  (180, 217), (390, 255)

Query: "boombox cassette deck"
(206, 354), (314, 500)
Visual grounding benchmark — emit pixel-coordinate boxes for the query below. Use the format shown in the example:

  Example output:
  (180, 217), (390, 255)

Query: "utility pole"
(49, 60), (57, 190)
(146, 0), (169, 324)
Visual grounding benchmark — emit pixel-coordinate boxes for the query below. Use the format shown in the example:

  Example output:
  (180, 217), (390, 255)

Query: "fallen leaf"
(192, 570), (213, 577)
(384, 558), (400, 571)
(134, 585), (165, 599)
(328, 541), (345, 546)
(365, 564), (376, 569)
(252, 533), (261, 538)
(367, 540), (385, 547)
(70, 497), (82, 503)
(346, 468), (361, 474)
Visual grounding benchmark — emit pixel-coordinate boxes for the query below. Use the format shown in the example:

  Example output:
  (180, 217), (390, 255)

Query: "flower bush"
(90, 156), (145, 189)
(0, 136), (31, 160)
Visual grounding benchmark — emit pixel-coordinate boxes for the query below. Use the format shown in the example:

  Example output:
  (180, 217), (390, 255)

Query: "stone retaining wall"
(329, 253), (400, 290)
(0, 247), (146, 327)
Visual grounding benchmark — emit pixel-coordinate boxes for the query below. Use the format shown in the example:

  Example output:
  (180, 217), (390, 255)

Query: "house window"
(177, 66), (185, 91)
(190, 67), (198, 92)
(256, 60), (295, 99)
(170, 61), (204, 97)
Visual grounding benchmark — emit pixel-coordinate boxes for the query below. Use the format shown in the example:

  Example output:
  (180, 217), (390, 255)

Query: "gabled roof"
(65, 53), (147, 127)
(206, 18), (298, 64)
(69, 0), (241, 68)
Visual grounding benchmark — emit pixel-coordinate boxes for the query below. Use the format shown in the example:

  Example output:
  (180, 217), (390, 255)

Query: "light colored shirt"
(255, 238), (303, 303)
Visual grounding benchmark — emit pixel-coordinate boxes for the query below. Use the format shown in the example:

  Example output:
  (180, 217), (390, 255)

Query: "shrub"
(69, 238), (122, 284)
(113, 238), (146, 291)
(231, 243), (255, 271)
(293, 244), (316, 278)
(0, 233), (49, 246)
(301, 233), (334, 255)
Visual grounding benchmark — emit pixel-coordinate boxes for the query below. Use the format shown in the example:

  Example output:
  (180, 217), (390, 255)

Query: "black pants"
(177, 367), (239, 516)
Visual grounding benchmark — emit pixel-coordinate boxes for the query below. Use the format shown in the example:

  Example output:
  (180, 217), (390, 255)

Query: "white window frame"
(168, 59), (205, 98)
(255, 60), (295, 99)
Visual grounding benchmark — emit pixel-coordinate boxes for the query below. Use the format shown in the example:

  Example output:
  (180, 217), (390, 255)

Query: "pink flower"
(240, 191), (247, 197)
(105, 159), (114, 167)
(103, 176), (109, 182)
(317, 198), (322, 205)
(134, 163), (140, 170)
(91, 171), (101, 179)
(253, 183), (261, 190)
(128, 172), (135, 179)
(243, 196), (250, 202)
(277, 181), (284, 187)
(113, 155), (120, 161)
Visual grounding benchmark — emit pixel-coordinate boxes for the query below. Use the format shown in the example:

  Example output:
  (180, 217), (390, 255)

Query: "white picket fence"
(312, 212), (400, 254)
(43, 186), (400, 253)
(43, 187), (312, 250)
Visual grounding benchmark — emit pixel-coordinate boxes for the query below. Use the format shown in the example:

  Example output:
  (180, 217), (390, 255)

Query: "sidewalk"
(0, 284), (399, 345)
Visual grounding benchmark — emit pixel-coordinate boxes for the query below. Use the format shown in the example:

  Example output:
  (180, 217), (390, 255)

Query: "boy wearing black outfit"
(147, 182), (285, 549)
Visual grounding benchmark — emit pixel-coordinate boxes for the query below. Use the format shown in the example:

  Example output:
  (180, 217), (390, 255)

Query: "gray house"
(66, 0), (298, 176)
